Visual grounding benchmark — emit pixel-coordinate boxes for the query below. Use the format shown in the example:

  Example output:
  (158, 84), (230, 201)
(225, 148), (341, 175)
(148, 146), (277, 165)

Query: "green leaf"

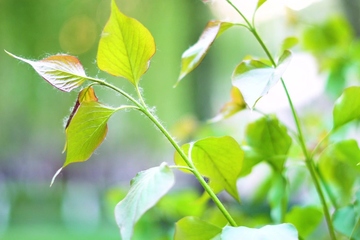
(221, 224), (298, 240)
(333, 206), (360, 239)
(115, 163), (174, 240)
(256, 0), (267, 11)
(333, 86), (360, 129)
(64, 87), (117, 167)
(232, 50), (292, 109)
(318, 140), (360, 198)
(209, 87), (246, 122)
(267, 173), (288, 223)
(5, 50), (87, 92)
(285, 206), (323, 238)
(238, 145), (264, 177)
(97, 0), (155, 86)
(177, 21), (234, 84)
(280, 37), (298, 53)
(174, 136), (243, 201)
(174, 216), (221, 240)
(245, 116), (292, 172)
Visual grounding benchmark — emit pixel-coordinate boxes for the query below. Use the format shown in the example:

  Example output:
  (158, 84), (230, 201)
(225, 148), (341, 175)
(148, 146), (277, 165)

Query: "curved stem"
(225, 1), (337, 238)
(89, 77), (237, 226)
(140, 107), (238, 226)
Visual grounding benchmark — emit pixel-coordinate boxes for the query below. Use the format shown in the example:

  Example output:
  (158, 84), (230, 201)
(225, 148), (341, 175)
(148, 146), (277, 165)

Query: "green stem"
(140, 107), (238, 227)
(89, 77), (237, 226)
(225, 1), (337, 238)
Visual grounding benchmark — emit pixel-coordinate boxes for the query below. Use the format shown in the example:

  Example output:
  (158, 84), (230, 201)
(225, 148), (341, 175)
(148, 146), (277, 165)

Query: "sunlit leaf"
(63, 87), (117, 167)
(256, 0), (267, 10)
(221, 224), (298, 240)
(97, 0), (155, 86)
(285, 206), (323, 238)
(115, 163), (174, 240)
(5, 50), (87, 92)
(174, 216), (221, 240)
(280, 36), (298, 53)
(177, 21), (234, 84)
(318, 140), (360, 199)
(209, 87), (246, 122)
(245, 116), (292, 172)
(174, 136), (243, 201)
(333, 86), (360, 129)
(232, 51), (292, 109)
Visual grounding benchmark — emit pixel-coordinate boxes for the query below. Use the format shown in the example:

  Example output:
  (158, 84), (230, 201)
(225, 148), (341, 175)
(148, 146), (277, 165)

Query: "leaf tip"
(50, 167), (63, 187)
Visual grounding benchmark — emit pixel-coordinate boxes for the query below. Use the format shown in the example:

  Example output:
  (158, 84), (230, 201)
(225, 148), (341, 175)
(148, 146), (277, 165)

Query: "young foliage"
(333, 86), (360, 130)
(245, 116), (292, 172)
(177, 21), (234, 84)
(174, 216), (222, 240)
(5, 51), (87, 92)
(97, 0), (156, 85)
(232, 50), (292, 109)
(115, 163), (175, 240)
(174, 136), (243, 201)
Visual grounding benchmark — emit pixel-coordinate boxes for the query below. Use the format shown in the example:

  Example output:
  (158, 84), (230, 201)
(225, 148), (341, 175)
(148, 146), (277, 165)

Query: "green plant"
(6, 0), (360, 239)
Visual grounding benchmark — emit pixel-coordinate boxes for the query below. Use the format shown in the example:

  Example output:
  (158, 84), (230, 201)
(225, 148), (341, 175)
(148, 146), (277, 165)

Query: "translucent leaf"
(256, 0), (267, 10)
(115, 163), (174, 240)
(174, 216), (221, 240)
(285, 206), (323, 238)
(232, 50), (292, 109)
(333, 86), (360, 129)
(221, 224), (298, 240)
(280, 37), (298, 53)
(174, 136), (243, 201)
(177, 21), (234, 84)
(97, 0), (155, 86)
(209, 87), (246, 123)
(245, 116), (292, 172)
(318, 140), (360, 198)
(5, 50), (87, 92)
(63, 87), (117, 167)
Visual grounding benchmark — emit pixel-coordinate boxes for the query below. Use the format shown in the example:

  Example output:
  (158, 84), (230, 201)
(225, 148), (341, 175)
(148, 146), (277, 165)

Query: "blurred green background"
(1, 0), (359, 239)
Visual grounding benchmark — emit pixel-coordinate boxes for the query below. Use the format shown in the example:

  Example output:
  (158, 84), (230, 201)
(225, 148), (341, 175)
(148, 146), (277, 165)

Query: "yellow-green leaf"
(333, 86), (360, 129)
(209, 86), (246, 122)
(174, 136), (243, 201)
(97, 0), (155, 86)
(177, 21), (234, 85)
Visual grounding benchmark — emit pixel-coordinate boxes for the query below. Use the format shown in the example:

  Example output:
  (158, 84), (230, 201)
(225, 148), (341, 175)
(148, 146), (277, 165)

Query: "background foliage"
(1, 0), (360, 239)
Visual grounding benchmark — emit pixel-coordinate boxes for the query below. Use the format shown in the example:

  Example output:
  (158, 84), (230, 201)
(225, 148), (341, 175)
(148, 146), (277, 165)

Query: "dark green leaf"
(238, 146), (264, 177)
(174, 216), (221, 240)
(177, 21), (234, 84)
(245, 116), (292, 172)
(115, 163), (174, 240)
(333, 86), (360, 129)
(221, 224), (298, 240)
(285, 206), (323, 238)
(232, 51), (291, 109)
(6, 51), (87, 92)
(174, 136), (243, 201)
(97, 0), (156, 86)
